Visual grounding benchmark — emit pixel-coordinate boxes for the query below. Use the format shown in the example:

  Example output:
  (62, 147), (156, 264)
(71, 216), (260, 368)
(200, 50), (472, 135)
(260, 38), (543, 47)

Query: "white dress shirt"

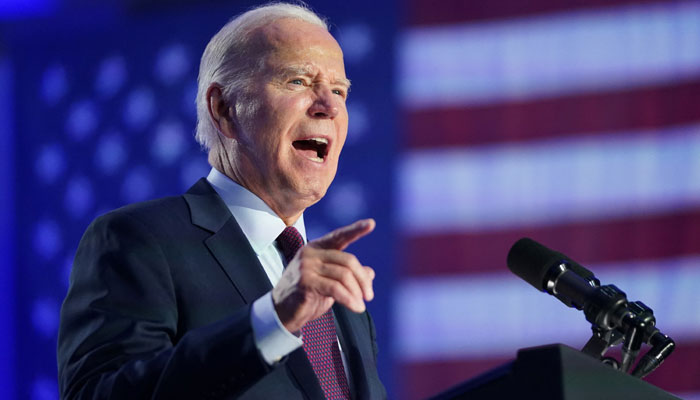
(207, 168), (304, 364)
(206, 169), (351, 377)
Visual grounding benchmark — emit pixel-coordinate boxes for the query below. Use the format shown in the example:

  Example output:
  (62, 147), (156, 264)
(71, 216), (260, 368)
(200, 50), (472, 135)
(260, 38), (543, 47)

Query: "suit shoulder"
(87, 195), (191, 237)
(110, 195), (188, 219)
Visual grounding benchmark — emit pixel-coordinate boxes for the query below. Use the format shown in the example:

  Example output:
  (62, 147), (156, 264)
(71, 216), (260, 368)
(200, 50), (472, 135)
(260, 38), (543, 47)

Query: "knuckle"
(339, 268), (353, 282)
(337, 252), (355, 266)
(297, 256), (319, 271)
(348, 254), (360, 267)
(316, 262), (327, 274)
(329, 281), (345, 297)
(297, 264), (316, 282)
(365, 266), (375, 279)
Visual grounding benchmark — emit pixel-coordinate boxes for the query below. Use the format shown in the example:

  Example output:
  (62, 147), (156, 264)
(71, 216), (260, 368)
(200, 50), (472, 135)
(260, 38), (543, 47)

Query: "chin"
(300, 187), (327, 205)
(296, 180), (332, 205)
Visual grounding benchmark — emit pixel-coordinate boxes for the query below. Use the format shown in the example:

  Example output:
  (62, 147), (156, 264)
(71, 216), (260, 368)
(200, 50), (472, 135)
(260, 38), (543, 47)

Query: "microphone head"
(507, 238), (565, 291)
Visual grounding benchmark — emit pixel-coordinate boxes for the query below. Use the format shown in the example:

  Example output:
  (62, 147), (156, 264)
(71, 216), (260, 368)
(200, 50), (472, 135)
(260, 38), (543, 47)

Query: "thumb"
(309, 218), (376, 251)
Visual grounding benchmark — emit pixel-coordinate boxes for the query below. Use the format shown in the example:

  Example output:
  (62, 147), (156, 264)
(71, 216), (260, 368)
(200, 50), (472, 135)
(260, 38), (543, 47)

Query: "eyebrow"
(279, 66), (351, 90)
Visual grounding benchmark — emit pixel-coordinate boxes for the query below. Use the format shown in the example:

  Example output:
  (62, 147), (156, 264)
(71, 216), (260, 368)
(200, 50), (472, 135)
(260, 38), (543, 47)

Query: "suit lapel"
(184, 179), (380, 398)
(334, 305), (374, 400)
(205, 218), (273, 301)
(183, 178), (271, 302)
(287, 349), (326, 399)
(184, 179), (327, 397)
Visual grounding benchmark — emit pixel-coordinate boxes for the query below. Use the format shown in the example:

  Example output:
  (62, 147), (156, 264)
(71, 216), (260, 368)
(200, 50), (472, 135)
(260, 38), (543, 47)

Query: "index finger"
(309, 218), (376, 251)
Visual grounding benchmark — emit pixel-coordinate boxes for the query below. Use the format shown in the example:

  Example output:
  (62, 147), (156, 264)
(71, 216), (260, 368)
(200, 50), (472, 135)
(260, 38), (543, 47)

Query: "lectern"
(430, 344), (679, 400)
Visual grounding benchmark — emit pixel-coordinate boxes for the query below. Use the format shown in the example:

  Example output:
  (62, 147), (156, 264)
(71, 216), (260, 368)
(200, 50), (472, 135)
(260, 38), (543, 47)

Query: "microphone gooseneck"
(506, 237), (675, 378)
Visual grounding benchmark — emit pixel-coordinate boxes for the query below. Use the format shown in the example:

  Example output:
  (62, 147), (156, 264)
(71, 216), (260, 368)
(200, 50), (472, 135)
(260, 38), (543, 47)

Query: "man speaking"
(57, 3), (386, 399)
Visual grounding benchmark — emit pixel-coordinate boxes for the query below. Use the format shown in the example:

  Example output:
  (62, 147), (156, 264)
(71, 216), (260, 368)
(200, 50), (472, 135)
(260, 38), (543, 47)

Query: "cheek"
(267, 98), (306, 131)
(335, 114), (349, 149)
(248, 106), (284, 152)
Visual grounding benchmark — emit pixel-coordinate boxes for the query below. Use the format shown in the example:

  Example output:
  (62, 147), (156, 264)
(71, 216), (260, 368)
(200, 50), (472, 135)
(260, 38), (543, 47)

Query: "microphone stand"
(576, 279), (675, 378)
(507, 239), (676, 380)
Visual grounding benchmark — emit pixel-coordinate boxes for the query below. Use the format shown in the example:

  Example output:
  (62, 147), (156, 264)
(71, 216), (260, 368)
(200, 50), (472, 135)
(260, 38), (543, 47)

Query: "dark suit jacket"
(57, 178), (386, 399)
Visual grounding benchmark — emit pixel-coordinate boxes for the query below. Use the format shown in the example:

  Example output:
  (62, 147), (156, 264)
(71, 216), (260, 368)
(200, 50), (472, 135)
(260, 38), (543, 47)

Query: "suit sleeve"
(57, 211), (272, 399)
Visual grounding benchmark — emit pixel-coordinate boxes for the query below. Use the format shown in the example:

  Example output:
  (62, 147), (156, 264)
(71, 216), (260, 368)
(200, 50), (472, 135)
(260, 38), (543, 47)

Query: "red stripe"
(404, 80), (700, 149)
(402, 208), (700, 276)
(405, 0), (674, 27)
(400, 356), (511, 400)
(399, 339), (700, 399)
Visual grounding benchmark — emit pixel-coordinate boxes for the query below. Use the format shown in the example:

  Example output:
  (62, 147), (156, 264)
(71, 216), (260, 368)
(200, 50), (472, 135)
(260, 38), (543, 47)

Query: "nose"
(308, 85), (340, 119)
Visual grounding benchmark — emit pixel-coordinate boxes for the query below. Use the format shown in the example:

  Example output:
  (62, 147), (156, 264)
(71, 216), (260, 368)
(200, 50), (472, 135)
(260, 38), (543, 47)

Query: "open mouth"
(292, 138), (329, 163)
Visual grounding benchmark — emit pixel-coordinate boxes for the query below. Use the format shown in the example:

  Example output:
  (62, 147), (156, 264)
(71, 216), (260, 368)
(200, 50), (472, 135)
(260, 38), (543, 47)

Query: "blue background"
(0, 1), (397, 398)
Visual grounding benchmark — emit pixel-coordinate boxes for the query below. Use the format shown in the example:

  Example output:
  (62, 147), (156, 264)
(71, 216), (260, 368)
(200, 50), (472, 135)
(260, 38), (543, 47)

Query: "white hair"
(194, 2), (328, 161)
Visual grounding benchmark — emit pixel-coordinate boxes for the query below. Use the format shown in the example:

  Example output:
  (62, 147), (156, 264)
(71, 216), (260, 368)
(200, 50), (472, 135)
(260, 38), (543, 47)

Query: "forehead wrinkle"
(278, 65), (313, 77)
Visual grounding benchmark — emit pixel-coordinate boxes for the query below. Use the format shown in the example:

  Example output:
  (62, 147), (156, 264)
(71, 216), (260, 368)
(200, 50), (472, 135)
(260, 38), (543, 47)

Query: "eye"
(290, 79), (305, 85)
(332, 88), (347, 98)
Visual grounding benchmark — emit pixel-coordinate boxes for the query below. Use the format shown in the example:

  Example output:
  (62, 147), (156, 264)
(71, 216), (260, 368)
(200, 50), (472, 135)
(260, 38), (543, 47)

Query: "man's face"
(232, 18), (349, 219)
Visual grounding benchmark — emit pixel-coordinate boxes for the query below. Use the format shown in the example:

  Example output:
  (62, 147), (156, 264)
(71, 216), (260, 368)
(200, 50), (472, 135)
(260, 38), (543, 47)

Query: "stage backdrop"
(3, 1), (396, 398)
(2, 1), (700, 399)
(395, 1), (700, 399)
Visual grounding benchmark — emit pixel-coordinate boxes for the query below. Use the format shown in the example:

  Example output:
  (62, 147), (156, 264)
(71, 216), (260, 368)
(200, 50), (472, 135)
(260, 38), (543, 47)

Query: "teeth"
(309, 138), (328, 145)
(307, 156), (323, 163)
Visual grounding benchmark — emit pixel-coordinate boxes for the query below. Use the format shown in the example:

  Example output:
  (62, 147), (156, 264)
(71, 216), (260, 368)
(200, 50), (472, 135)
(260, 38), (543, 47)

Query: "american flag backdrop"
(3, 0), (700, 398)
(394, 0), (700, 399)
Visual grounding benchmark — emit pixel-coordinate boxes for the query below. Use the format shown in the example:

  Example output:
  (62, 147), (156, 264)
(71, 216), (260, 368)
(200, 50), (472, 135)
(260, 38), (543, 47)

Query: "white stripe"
(399, 2), (700, 109)
(394, 256), (700, 361)
(398, 124), (700, 234)
(676, 392), (700, 400)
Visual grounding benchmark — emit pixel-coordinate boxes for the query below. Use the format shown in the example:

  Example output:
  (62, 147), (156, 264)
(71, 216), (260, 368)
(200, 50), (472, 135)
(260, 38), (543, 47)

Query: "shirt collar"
(206, 168), (307, 255)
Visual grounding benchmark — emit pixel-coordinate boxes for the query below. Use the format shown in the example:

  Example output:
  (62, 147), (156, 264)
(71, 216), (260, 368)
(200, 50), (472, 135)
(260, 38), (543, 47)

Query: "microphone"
(506, 237), (674, 377)
(507, 238), (599, 310)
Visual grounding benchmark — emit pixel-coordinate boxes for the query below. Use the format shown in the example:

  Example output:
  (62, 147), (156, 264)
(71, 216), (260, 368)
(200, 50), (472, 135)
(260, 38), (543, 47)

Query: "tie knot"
(277, 226), (305, 263)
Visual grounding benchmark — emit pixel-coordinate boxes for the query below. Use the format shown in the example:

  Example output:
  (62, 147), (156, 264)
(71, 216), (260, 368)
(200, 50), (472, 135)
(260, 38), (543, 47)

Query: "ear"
(206, 84), (237, 139)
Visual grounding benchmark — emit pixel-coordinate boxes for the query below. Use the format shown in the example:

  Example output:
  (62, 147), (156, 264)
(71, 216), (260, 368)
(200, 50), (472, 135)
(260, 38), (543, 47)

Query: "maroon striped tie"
(277, 226), (351, 399)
